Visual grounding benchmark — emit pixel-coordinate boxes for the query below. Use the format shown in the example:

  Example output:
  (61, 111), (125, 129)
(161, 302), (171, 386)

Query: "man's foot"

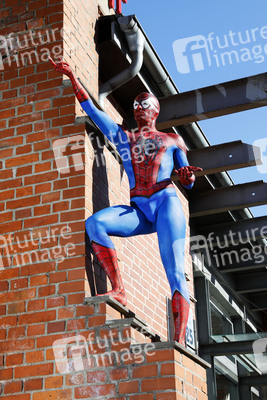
(92, 242), (127, 306)
(172, 290), (190, 347)
(96, 289), (127, 306)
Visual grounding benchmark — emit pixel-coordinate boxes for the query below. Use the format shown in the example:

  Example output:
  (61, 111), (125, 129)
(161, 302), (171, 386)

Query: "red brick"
(75, 385), (115, 398)
(109, 368), (128, 381)
(47, 296), (65, 308)
(45, 375), (63, 389)
(4, 380), (23, 394)
(26, 350), (44, 363)
(58, 307), (75, 319)
(6, 353), (24, 366)
(87, 370), (106, 383)
(6, 153), (39, 168)
(16, 165), (33, 176)
(66, 373), (84, 386)
(16, 144), (32, 155)
(35, 99), (51, 110)
(6, 196), (40, 210)
(47, 320), (65, 333)
(76, 305), (94, 317)
(142, 377), (176, 392)
(0, 281), (9, 291)
(0, 97), (25, 110)
(27, 324), (45, 337)
(38, 285), (56, 297)
(119, 381), (139, 394)
(59, 280), (84, 294)
(3, 89), (17, 99)
(17, 124), (33, 135)
(27, 299), (45, 311)
(8, 326), (26, 339)
(130, 395), (154, 400)
(146, 349), (175, 363)
(24, 214), (58, 228)
(18, 310), (56, 325)
(24, 171), (58, 185)
(156, 393), (177, 400)
(0, 189), (14, 201)
(67, 318), (85, 331)
(16, 186), (33, 197)
(32, 389), (72, 400)
(30, 275), (48, 286)
(1, 338), (35, 353)
(15, 363), (53, 378)
(133, 364), (158, 378)
(24, 378), (43, 391)
(0, 288), (35, 304)
(68, 293), (85, 305)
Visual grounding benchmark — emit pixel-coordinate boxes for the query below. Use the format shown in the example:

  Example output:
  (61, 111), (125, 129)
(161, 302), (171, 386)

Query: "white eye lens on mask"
(141, 100), (150, 109)
(133, 100), (139, 109)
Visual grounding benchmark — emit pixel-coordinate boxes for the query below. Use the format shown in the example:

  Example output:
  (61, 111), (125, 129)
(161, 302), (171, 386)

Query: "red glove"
(49, 57), (89, 103)
(175, 166), (202, 186)
(49, 57), (73, 77)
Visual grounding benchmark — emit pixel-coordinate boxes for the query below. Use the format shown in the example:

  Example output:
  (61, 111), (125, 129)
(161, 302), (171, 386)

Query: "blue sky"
(123, 0), (267, 218)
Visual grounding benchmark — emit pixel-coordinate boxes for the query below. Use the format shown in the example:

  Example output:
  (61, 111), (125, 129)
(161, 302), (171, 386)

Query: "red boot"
(172, 290), (190, 347)
(92, 242), (127, 306)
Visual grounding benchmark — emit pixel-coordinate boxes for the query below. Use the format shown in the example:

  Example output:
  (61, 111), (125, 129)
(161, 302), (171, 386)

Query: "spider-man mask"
(133, 92), (160, 126)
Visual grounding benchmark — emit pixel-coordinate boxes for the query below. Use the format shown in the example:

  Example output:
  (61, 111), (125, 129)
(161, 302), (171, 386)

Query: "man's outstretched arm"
(49, 58), (121, 143)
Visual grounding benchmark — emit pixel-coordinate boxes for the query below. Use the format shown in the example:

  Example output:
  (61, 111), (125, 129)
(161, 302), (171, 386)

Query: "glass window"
(216, 372), (239, 400)
(211, 302), (233, 336)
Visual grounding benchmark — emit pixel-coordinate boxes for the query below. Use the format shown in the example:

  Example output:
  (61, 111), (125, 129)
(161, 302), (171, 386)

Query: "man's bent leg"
(91, 242), (126, 305)
(156, 196), (190, 346)
(86, 205), (155, 306)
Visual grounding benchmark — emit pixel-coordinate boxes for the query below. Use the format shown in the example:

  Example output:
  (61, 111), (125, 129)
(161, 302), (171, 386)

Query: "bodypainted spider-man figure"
(50, 58), (202, 346)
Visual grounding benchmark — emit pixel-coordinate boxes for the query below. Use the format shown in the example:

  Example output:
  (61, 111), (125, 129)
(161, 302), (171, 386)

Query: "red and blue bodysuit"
(50, 59), (201, 346)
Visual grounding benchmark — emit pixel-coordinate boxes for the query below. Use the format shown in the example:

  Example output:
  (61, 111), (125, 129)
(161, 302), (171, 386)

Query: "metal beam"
(240, 376), (267, 386)
(218, 250), (267, 273)
(201, 340), (255, 356)
(190, 181), (267, 217)
(195, 216), (267, 248)
(186, 141), (262, 177)
(156, 73), (267, 129)
(235, 272), (267, 294)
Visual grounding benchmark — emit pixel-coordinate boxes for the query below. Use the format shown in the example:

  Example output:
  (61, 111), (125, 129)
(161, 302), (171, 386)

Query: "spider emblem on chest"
(134, 133), (163, 165)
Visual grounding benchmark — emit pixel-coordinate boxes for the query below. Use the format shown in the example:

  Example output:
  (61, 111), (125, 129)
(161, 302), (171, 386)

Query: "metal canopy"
(186, 141), (262, 177)
(196, 216), (267, 247)
(156, 73), (267, 129)
(240, 376), (267, 387)
(190, 181), (267, 217)
(218, 250), (267, 273)
(235, 272), (267, 294)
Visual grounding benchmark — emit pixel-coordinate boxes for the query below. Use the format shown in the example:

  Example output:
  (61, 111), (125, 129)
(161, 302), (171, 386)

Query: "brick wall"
(0, 0), (204, 398)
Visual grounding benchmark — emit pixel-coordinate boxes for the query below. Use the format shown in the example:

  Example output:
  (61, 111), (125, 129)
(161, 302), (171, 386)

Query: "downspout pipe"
(99, 15), (144, 107)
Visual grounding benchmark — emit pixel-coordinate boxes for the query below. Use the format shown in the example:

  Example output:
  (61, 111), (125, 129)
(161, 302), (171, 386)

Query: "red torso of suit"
(126, 130), (186, 198)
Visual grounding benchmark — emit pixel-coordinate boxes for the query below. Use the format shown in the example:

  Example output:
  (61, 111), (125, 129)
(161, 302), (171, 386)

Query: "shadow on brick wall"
(85, 122), (110, 297)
